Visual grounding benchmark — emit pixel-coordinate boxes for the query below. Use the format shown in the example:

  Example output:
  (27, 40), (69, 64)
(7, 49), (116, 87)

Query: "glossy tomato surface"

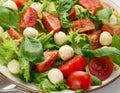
(59, 55), (86, 77)
(42, 12), (61, 33)
(67, 71), (92, 90)
(88, 56), (114, 81)
(35, 50), (58, 72)
(20, 7), (38, 28)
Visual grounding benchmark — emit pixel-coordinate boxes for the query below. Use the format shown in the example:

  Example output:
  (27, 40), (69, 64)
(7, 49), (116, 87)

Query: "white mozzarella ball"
(100, 31), (112, 46)
(109, 14), (117, 25)
(2, 0), (18, 10)
(48, 68), (64, 84)
(30, 2), (43, 12)
(23, 27), (39, 37)
(54, 31), (68, 46)
(0, 26), (4, 34)
(59, 45), (74, 61)
(8, 59), (20, 74)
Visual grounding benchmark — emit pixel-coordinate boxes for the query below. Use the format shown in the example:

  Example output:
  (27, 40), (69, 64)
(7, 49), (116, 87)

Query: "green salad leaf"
(0, 6), (19, 30)
(20, 37), (44, 63)
(0, 0), (7, 5)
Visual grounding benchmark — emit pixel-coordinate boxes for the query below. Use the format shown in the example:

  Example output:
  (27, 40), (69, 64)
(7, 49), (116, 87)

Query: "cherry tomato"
(79, 0), (97, 14)
(58, 55), (86, 77)
(13, 0), (28, 7)
(20, 7), (38, 28)
(69, 8), (76, 21)
(8, 28), (21, 40)
(71, 19), (95, 33)
(42, 12), (61, 33)
(67, 71), (92, 90)
(35, 50), (58, 72)
(88, 56), (114, 81)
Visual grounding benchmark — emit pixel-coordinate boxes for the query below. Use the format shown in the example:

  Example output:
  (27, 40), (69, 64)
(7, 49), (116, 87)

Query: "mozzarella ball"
(59, 45), (74, 61)
(54, 31), (68, 46)
(30, 2), (43, 12)
(23, 27), (39, 37)
(8, 59), (20, 74)
(0, 26), (4, 34)
(109, 14), (117, 25)
(2, 0), (18, 10)
(48, 68), (64, 84)
(99, 31), (112, 46)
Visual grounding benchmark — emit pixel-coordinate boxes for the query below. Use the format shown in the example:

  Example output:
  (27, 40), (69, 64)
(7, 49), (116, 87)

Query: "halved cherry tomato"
(42, 12), (61, 33)
(58, 55), (86, 77)
(13, 0), (28, 7)
(35, 50), (58, 73)
(79, 0), (97, 14)
(8, 28), (21, 40)
(20, 7), (38, 28)
(71, 19), (95, 33)
(70, 8), (76, 21)
(88, 56), (114, 81)
(67, 71), (92, 90)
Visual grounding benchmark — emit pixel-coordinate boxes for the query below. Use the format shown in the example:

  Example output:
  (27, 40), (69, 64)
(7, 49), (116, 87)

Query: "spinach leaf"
(20, 37), (44, 63)
(57, 0), (73, 28)
(0, 6), (19, 30)
(96, 7), (112, 23)
(75, 89), (84, 93)
(19, 58), (30, 82)
(82, 45), (120, 65)
(91, 75), (102, 85)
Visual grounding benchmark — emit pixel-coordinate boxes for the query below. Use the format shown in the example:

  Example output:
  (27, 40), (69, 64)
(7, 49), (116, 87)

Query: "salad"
(0, 0), (120, 93)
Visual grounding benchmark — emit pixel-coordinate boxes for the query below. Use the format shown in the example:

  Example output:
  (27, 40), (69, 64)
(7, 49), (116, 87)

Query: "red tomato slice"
(20, 7), (38, 28)
(88, 56), (114, 81)
(69, 8), (76, 21)
(79, 0), (97, 14)
(8, 28), (21, 40)
(67, 71), (92, 90)
(35, 50), (58, 73)
(71, 19), (95, 33)
(58, 55), (86, 77)
(42, 12), (61, 33)
(13, 0), (28, 7)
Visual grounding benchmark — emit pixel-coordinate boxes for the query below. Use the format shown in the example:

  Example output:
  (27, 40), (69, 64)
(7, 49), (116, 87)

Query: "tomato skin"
(58, 55), (86, 77)
(70, 8), (76, 21)
(13, 0), (28, 7)
(20, 7), (38, 28)
(71, 19), (95, 33)
(67, 71), (92, 90)
(42, 12), (61, 33)
(88, 56), (114, 81)
(8, 28), (21, 40)
(79, 0), (97, 14)
(35, 50), (58, 73)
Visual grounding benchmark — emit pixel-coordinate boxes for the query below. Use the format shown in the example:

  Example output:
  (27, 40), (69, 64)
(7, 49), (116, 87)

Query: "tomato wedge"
(8, 28), (21, 40)
(71, 19), (95, 33)
(35, 50), (58, 73)
(13, 0), (28, 7)
(88, 56), (114, 81)
(58, 55), (86, 77)
(20, 7), (38, 28)
(79, 0), (97, 14)
(69, 8), (76, 21)
(67, 71), (92, 89)
(42, 12), (61, 33)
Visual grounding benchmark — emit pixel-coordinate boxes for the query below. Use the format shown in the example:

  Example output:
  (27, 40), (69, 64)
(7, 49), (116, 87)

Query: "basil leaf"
(0, 6), (19, 30)
(20, 37), (44, 63)
(96, 7), (112, 23)
(57, 0), (73, 28)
